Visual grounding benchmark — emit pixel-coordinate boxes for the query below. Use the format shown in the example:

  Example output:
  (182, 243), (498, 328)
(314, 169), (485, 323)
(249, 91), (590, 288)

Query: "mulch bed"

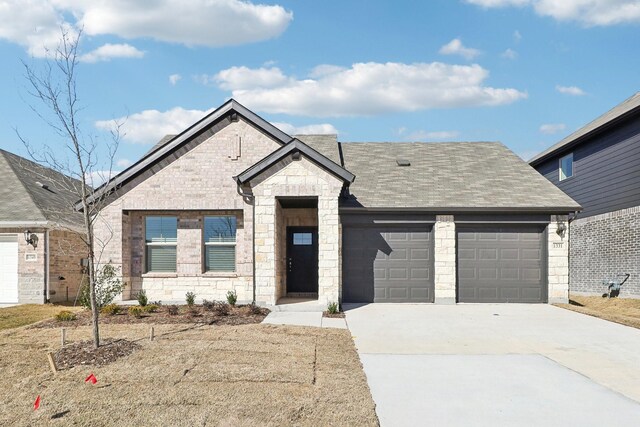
(55, 338), (140, 369)
(32, 304), (270, 329)
(323, 311), (345, 318)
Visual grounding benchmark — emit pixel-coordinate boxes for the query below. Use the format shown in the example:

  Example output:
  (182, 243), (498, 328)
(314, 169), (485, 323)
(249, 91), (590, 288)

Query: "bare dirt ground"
(0, 322), (378, 426)
(556, 295), (640, 329)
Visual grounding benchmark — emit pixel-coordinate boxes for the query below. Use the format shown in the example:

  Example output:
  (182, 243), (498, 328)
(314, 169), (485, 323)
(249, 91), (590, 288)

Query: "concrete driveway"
(345, 304), (640, 426)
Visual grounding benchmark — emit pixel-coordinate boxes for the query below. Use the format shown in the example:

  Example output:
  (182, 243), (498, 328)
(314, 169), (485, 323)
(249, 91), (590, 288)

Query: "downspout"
(235, 180), (256, 304)
(45, 229), (50, 303)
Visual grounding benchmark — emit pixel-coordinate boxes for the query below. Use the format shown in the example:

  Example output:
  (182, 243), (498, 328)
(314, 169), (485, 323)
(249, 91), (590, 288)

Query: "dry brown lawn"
(0, 322), (378, 426)
(0, 304), (82, 331)
(556, 295), (640, 329)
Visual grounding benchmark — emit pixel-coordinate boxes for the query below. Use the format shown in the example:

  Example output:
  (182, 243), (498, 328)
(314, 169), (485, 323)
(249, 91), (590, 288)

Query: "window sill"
(201, 272), (238, 278)
(142, 272), (178, 278)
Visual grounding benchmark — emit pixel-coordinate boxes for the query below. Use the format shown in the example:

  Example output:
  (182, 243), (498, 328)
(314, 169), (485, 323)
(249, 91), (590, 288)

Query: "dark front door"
(286, 227), (318, 294)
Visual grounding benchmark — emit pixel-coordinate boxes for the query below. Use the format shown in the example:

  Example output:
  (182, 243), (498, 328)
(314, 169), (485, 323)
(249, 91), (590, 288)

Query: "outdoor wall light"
(556, 222), (567, 238)
(24, 230), (38, 248)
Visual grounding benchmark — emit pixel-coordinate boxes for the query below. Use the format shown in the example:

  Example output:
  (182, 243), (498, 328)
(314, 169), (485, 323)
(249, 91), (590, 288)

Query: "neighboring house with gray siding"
(89, 99), (579, 307)
(530, 92), (640, 297)
(0, 149), (86, 304)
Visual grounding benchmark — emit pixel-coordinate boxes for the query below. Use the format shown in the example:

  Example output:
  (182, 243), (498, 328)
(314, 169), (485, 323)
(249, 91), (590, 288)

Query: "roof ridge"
(0, 150), (48, 221)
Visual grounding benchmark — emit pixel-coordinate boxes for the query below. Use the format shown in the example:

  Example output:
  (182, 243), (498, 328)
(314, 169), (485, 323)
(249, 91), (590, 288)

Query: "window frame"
(203, 215), (237, 273)
(559, 152), (574, 181)
(144, 216), (178, 273)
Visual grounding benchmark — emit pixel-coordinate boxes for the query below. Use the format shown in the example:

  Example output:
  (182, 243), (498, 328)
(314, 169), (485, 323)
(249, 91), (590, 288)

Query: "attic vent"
(396, 159), (411, 167)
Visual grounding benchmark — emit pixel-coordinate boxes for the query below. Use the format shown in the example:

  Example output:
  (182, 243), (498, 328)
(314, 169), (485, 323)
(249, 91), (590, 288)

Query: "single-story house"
(90, 100), (580, 306)
(530, 92), (640, 297)
(0, 149), (86, 304)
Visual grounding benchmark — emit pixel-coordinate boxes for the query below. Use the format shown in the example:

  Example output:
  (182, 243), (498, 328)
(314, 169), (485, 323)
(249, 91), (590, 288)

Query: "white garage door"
(0, 235), (19, 303)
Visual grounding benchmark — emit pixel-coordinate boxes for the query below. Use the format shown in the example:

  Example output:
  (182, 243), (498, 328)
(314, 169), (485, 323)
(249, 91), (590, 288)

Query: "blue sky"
(0, 0), (638, 178)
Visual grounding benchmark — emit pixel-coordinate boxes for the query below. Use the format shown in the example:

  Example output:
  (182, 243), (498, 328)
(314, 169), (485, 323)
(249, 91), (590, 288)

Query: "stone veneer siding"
(569, 206), (640, 297)
(434, 215), (456, 304)
(94, 118), (281, 303)
(251, 156), (342, 306)
(548, 215), (570, 303)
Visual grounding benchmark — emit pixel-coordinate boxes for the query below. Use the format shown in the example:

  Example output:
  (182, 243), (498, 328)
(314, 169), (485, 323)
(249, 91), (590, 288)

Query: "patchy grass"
(0, 323), (378, 426)
(556, 296), (640, 329)
(0, 304), (82, 331)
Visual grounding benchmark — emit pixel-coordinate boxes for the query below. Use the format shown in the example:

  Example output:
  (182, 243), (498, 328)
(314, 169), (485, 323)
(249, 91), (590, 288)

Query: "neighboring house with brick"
(530, 92), (640, 298)
(89, 100), (579, 307)
(0, 149), (86, 304)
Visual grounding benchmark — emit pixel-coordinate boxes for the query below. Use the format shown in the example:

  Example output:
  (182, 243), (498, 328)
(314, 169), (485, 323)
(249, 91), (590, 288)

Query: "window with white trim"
(145, 216), (177, 272)
(559, 153), (574, 181)
(204, 216), (237, 272)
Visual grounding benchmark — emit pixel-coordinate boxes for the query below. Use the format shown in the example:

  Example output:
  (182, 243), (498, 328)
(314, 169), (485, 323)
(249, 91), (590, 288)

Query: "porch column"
(548, 215), (569, 304)
(317, 196), (340, 305)
(434, 215), (456, 304)
(254, 195), (277, 305)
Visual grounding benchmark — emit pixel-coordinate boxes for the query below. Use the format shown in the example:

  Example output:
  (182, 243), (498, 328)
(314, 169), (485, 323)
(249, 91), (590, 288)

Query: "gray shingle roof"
(0, 149), (84, 228)
(529, 92), (640, 165)
(295, 134), (342, 165)
(304, 140), (580, 211)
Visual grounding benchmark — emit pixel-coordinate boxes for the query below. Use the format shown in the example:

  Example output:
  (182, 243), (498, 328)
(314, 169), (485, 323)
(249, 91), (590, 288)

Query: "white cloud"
(0, 0), (293, 57)
(271, 122), (338, 135)
(539, 123), (566, 134)
(405, 130), (461, 141)
(214, 66), (291, 90)
(501, 48), (518, 59)
(439, 38), (482, 60)
(79, 43), (144, 63)
(116, 158), (132, 168)
(96, 107), (212, 145)
(513, 30), (522, 42)
(466, 0), (640, 26)
(85, 170), (120, 187)
(214, 62), (527, 117)
(169, 74), (182, 85)
(556, 85), (587, 96)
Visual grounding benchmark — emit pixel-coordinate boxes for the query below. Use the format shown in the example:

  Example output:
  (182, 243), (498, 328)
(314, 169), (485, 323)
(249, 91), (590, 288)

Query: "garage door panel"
(0, 235), (19, 304)
(457, 225), (547, 303)
(343, 224), (434, 303)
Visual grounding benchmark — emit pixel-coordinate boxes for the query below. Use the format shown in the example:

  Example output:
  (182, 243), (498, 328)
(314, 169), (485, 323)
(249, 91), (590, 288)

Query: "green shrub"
(226, 290), (237, 306)
(78, 264), (126, 309)
(327, 302), (339, 315)
(128, 306), (143, 318)
(55, 310), (77, 321)
(136, 290), (148, 307)
(166, 305), (179, 316)
(142, 304), (158, 313)
(100, 304), (121, 316)
(185, 292), (196, 307)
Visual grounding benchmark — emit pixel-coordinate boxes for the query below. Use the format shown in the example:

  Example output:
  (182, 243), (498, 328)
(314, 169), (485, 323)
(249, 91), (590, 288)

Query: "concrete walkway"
(262, 311), (347, 329)
(346, 304), (640, 427)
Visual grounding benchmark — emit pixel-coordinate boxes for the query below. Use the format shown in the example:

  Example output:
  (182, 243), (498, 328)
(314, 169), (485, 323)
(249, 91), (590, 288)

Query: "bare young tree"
(16, 28), (124, 348)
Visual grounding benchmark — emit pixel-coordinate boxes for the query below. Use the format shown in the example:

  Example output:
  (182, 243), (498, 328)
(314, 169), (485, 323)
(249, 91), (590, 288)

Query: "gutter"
(234, 180), (256, 304)
(0, 221), (51, 228)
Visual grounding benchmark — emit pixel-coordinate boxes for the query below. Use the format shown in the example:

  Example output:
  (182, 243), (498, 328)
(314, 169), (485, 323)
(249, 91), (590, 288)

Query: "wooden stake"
(47, 352), (58, 374)
(61, 328), (66, 347)
(150, 326), (155, 341)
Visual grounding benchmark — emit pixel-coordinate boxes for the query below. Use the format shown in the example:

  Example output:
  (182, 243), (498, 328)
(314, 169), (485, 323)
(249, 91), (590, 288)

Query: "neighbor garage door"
(343, 224), (434, 303)
(0, 234), (19, 303)
(457, 225), (547, 303)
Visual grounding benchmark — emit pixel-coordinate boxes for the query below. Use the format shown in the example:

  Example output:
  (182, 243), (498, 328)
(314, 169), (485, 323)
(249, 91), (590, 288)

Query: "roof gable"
(84, 99), (294, 207)
(530, 92), (640, 166)
(235, 138), (355, 185)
